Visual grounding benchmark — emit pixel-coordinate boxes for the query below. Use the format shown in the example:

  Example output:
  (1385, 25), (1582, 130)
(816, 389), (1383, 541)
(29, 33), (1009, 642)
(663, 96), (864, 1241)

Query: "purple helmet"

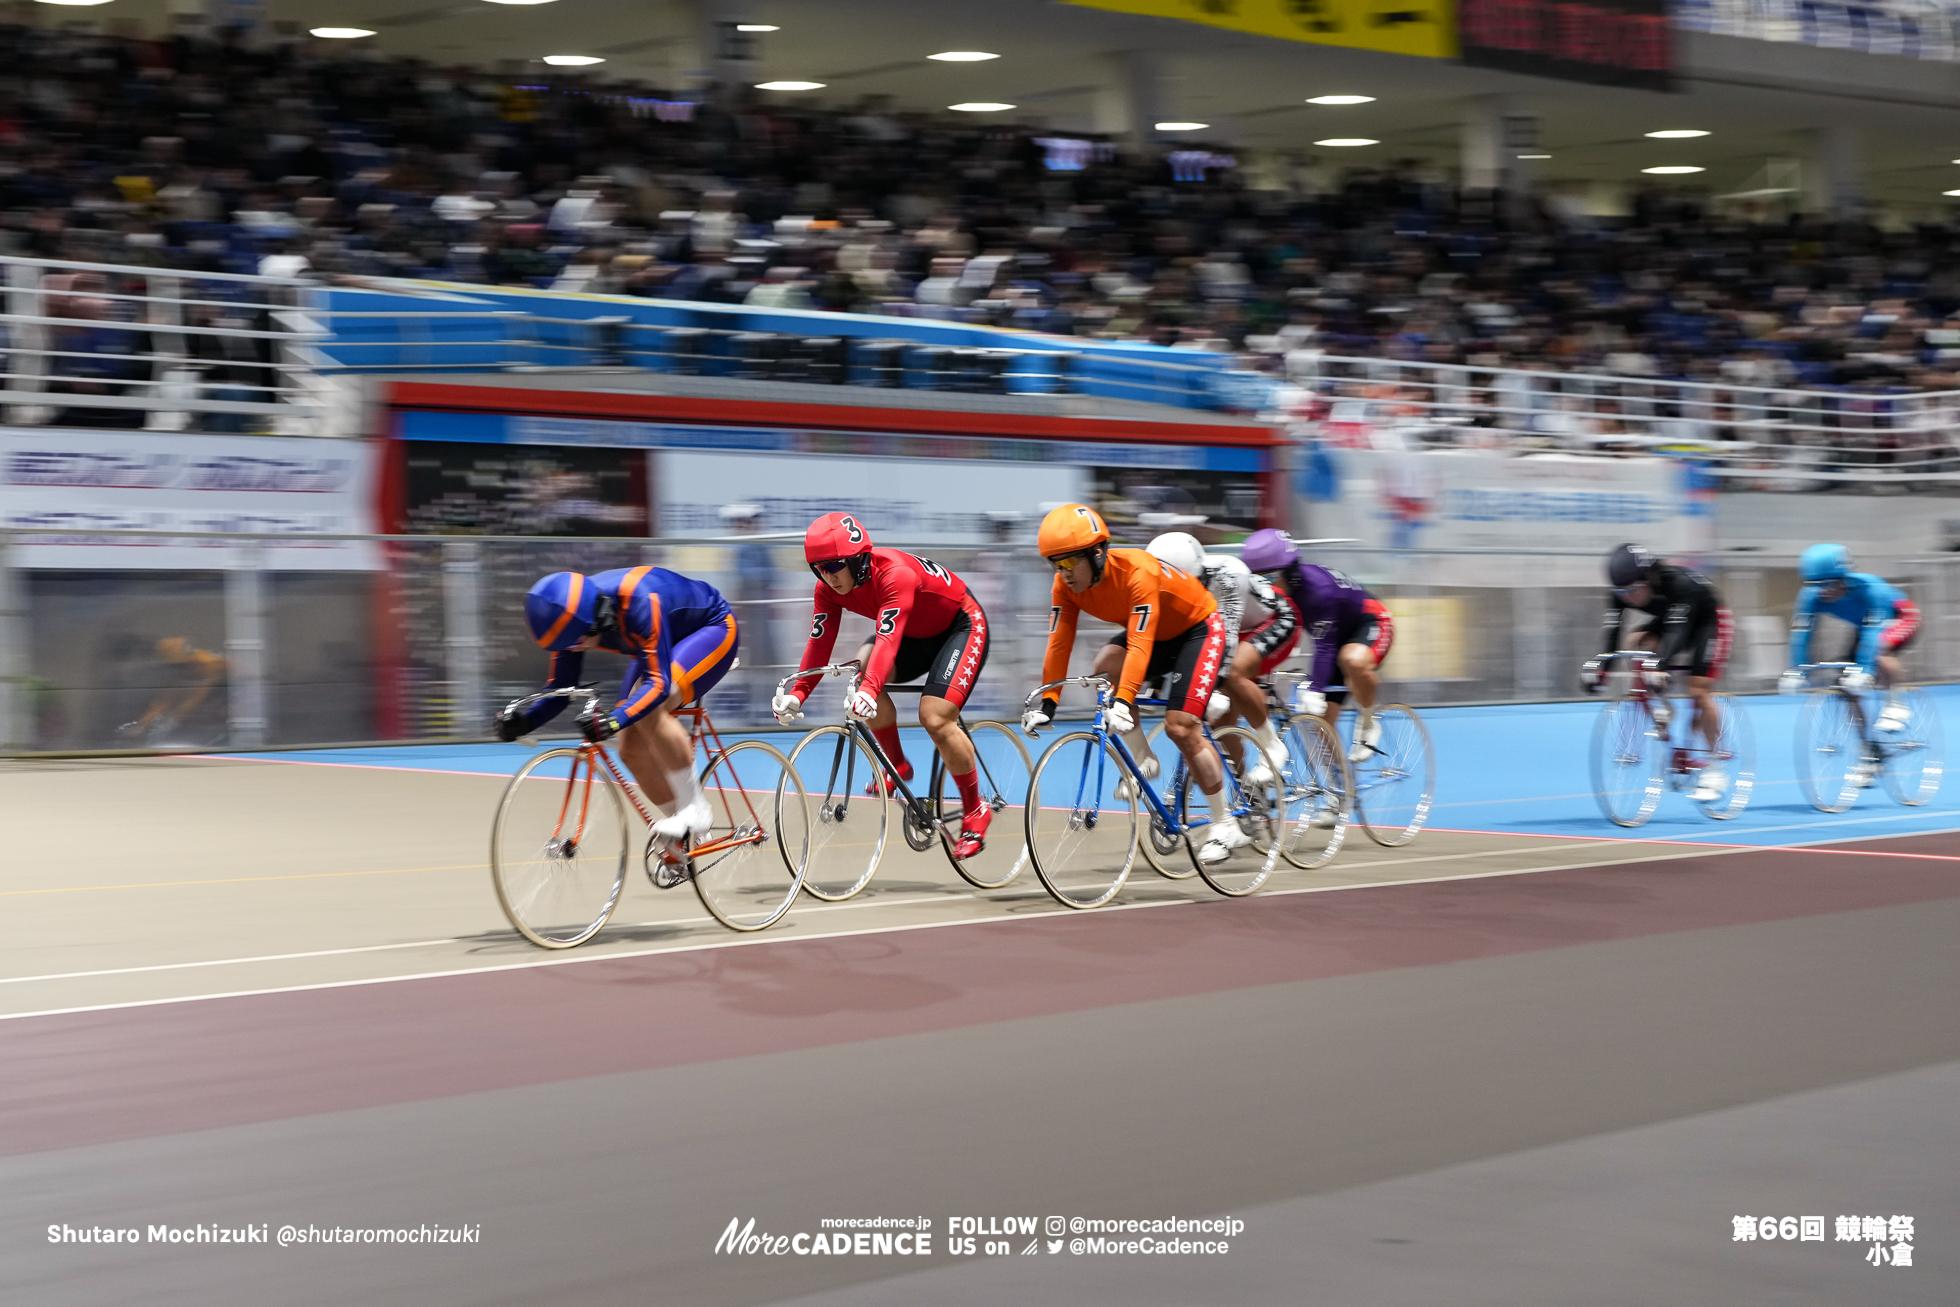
(1240, 529), (1299, 573)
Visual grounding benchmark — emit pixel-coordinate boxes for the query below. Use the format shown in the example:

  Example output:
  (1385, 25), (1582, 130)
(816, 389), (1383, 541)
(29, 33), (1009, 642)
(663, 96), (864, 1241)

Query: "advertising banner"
(657, 450), (1089, 543)
(1, 428), (378, 569)
(1064, 0), (1457, 59)
(1301, 448), (1697, 558)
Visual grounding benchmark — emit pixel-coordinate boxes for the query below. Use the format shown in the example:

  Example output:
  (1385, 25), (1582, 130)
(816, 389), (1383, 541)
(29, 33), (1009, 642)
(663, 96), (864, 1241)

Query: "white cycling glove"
(770, 693), (804, 725)
(1021, 705), (1053, 736)
(1777, 669), (1805, 696)
(1107, 700), (1136, 736)
(1294, 688), (1327, 718)
(846, 688), (880, 721)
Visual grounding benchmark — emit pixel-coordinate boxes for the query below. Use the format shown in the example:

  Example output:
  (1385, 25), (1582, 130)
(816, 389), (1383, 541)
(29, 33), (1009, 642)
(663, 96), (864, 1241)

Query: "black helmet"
(1606, 543), (1658, 589)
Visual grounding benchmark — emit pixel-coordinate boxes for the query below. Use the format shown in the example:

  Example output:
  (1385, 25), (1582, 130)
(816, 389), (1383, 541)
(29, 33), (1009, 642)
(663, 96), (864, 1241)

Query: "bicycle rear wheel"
(1026, 731), (1139, 909)
(1694, 694), (1755, 820)
(1590, 696), (1665, 828)
(1797, 689), (1867, 813)
(1274, 715), (1352, 870)
(1352, 705), (1435, 846)
(932, 720), (1032, 890)
(690, 740), (810, 931)
(1189, 725), (1285, 897)
(784, 724), (889, 901)
(1880, 689), (1943, 806)
(491, 747), (630, 948)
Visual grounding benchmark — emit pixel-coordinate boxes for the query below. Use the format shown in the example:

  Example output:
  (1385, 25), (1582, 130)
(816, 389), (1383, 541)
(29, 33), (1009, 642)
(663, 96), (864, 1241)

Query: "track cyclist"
(1781, 543), (1920, 743)
(496, 567), (740, 839)
(773, 512), (994, 859)
(1241, 528), (1391, 767)
(1028, 504), (1245, 865)
(1146, 531), (1298, 785)
(1587, 543), (1733, 803)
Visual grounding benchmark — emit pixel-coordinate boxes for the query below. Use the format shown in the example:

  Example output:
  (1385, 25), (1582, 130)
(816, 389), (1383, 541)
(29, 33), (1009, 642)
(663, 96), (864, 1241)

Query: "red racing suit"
(791, 548), (973, 703)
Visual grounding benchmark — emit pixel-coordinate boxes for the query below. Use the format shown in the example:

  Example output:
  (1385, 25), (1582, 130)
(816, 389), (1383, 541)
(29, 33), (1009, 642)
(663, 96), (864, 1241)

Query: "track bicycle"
(1143, 672), (1354, 872)
(1792, 662), (1942, 812)
(490, 687), (811, 946)
(1310, 678), (1436, 847)
(1584, 650), (1753, 827)
(780, 663), (1031, 899)
(1020, 676), (1302, 907)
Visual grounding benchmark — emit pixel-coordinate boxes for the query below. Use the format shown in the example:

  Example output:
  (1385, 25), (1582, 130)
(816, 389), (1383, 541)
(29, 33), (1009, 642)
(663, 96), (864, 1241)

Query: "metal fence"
(7, 531), (1960, 755)
(1298, 355), (1960, 489)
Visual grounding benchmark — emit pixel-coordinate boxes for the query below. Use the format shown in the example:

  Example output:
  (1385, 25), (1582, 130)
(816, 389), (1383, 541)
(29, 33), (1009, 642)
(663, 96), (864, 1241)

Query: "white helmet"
(1146, 531), (1207, 580)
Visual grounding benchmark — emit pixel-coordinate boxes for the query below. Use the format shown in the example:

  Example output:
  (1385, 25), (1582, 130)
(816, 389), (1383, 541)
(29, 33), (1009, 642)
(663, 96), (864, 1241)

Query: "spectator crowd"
(8, 20), (1960, 392)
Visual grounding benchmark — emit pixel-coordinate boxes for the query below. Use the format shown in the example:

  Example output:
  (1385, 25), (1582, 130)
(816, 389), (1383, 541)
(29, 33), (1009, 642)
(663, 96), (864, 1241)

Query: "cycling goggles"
(812, 558), (852, 575)
(1046, 550), (1095, 573)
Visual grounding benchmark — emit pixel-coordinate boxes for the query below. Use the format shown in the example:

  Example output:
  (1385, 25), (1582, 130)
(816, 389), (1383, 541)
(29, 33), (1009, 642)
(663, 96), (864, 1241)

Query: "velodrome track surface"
(4, 692), (1957, 1305)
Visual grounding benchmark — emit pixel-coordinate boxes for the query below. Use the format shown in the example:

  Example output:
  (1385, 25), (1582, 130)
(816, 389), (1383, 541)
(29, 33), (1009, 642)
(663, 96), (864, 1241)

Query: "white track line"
(15, 824), (1957, 1023)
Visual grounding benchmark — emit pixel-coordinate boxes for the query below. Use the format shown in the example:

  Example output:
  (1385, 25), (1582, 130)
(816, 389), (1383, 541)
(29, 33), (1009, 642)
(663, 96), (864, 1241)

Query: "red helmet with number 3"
(805, 512), (876, 584)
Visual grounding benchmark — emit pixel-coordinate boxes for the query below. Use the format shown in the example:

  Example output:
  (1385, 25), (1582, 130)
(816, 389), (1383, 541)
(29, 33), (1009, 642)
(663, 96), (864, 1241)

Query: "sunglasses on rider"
(813, 558), (851, 575)
(1047, 551), (1094, 574)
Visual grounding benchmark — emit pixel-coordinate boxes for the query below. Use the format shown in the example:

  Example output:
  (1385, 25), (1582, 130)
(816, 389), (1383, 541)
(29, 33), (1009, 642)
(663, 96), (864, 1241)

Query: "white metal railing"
(0, 254), (338, 436)
(1290, 355), (1960, 486)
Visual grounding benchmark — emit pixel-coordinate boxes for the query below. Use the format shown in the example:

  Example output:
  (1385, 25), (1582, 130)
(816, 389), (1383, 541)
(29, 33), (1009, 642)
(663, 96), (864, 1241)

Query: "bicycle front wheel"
(784, 724), (889, 901)
(1274, 714), (1352, 870)
(1695, 694), (1754, 820)
(1352, 705), (1435, 846)
(491, 747), (631, 949)
(1797, 689), (1866, 813)
(933, 720), (1033, 890)
(1189, 725), (1285, 897)
(690, 740), (810, 931)
(1880, 689), (1943, 806)
(1590, 696), (1665, 828)
(1026, 731), (1139, 909)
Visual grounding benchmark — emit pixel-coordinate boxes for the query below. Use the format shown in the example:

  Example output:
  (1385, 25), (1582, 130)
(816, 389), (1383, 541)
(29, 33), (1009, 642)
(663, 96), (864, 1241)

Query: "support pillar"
(1806, 125), (1864, 219)
(1093, 51), (1170, 150)
(225, 542), (269, 747)
(442, 539), (485, 739)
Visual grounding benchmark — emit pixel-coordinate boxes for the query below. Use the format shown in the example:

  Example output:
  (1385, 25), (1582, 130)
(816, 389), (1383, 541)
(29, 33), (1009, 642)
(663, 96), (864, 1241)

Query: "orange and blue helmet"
(525, 571), (597, 651)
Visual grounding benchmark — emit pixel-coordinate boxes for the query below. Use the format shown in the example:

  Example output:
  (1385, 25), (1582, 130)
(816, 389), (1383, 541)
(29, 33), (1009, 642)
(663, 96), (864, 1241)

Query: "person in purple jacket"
(1240, 529), (1395, 765)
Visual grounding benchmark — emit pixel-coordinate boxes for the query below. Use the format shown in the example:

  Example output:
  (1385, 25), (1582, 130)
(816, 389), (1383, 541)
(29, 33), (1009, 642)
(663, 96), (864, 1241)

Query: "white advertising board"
(1, 429), (378, 569)
(1303, 448), (1705, 558)
(656, 449), (1089, 544)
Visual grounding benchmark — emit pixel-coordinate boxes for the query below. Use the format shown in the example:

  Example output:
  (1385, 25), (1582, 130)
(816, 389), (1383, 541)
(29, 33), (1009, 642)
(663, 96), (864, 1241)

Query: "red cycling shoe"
(953, 802), (992, 860)
(865, 761), (913, 797)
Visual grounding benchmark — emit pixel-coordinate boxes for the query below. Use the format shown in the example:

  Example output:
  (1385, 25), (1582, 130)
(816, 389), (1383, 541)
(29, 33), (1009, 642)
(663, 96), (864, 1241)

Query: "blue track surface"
(219, 686), (1960, 851)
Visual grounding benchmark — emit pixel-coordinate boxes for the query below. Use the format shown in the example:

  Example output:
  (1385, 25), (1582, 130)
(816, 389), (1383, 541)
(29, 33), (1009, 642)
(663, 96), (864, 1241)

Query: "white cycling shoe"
(1348, 714), (1382, 764)
(1309, 801), (1341, 830)
(1851, 762), (1876, 789)
(1244, 746), (1287, 788)
(1198, 815), (1252, 864)
(1115, 755), (1160, 800)
(652, 800), (712, 840)
(1690, 767), (1728, 804)
(1878, 701), (1911, 733)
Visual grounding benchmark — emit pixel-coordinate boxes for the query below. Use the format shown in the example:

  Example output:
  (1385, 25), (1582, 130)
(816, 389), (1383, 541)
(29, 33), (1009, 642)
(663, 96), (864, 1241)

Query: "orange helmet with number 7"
(1037, 503), (1109, 557)
(805, 511), (876, 584)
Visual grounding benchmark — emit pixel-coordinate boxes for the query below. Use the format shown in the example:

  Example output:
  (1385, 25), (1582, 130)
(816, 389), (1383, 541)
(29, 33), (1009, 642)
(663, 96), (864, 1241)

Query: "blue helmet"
(525, 571), (597, 651)
(1799, 543), (1851, 584)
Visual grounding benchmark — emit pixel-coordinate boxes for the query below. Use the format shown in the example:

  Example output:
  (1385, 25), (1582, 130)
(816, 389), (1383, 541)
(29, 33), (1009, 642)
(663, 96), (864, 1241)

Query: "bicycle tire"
(1352, 704), (1435, 847)
(1274, 714), (1352, 870)
(1025, 730), (1139, 910)
(1880, 688), (1943, 807)
(1797, 688), (1866, 813)
(1190, 725), (1286, 897)
(689, 740), (811, 932)
(1590, 695), (1666, 828)
(784, 724), (890, 901)
(491, 747), (631, 949)
(1693, 695), (1755, 821)
(932, 720), (1033, 890)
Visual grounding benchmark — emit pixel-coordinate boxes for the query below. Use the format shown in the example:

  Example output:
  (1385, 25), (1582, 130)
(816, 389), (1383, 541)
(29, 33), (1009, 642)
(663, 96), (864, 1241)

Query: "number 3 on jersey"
(877, 607), (901, 636)
(810, 612), (829, 640)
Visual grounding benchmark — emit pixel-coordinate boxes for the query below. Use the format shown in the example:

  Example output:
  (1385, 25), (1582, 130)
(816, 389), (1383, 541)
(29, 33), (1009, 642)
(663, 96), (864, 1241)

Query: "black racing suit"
(1600, 564), (1731, 678)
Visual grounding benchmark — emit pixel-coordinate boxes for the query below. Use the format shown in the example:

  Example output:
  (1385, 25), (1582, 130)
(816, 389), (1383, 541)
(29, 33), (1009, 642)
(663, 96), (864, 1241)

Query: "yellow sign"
(1064, 0), (1456, 60)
